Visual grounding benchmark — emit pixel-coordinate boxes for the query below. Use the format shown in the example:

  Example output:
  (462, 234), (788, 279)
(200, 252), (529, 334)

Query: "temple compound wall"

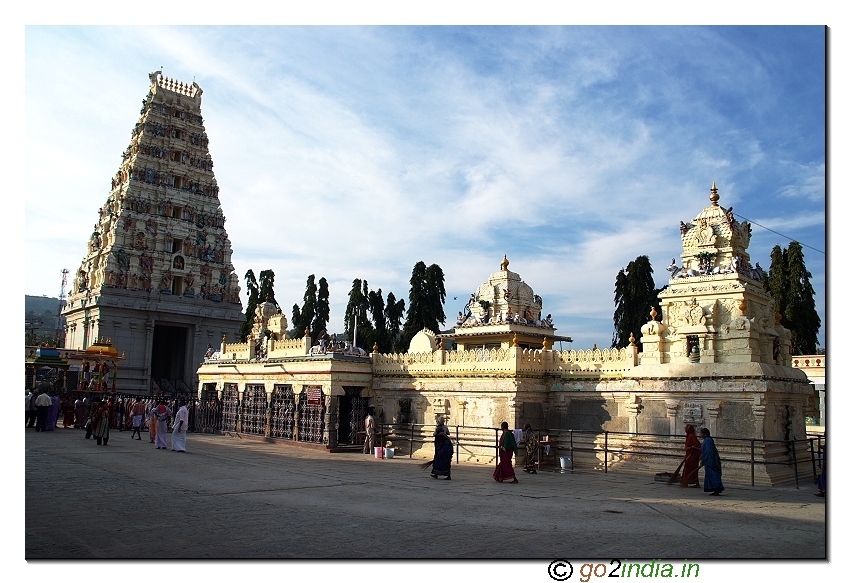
(196, 185), (818, 485)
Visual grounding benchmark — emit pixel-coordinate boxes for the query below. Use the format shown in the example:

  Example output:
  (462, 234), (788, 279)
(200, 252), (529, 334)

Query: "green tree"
(344, 279), (374, 349)
(401, 261), (446, 350)
(369, 288), (388, 353)
(310, 277), (330, 345)
(239, 269), (259, 341)
(291, 275), (318, 339)
(611, 255), (661, 350)
(767, 242), (821, 354)
(384, 291), (406, 353)
(257, 269), (279, 307)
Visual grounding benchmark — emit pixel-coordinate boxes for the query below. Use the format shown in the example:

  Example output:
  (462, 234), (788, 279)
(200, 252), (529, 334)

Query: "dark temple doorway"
(337, 387), (368, 446)
(151, 324), (188, 393)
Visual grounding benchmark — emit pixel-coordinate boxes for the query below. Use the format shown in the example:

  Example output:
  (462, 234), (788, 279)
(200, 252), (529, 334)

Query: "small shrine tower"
(639, 182), (792, 366)
(62, 72), (243, 394)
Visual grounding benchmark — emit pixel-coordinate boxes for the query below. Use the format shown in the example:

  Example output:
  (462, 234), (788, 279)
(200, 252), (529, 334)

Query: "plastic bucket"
(374, 447), (384, 459)
(559, 455), (572, 469)
(384, 447), (395, 459)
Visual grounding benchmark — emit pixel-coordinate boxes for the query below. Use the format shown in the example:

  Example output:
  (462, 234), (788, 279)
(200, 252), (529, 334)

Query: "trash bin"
(374, 447), (384, 459)
(559, 455), (572, 470)
(384, 447), (395, 459)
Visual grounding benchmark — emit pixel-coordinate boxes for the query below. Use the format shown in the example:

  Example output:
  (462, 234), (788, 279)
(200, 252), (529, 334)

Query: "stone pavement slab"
(25, 428), (825, 560)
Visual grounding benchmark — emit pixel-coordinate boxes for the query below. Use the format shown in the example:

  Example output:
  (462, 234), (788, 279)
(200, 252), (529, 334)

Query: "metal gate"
(297, 386), (326, 444)
(241, 384), (268, 436)
(195, 384), (221, 433)
(345, 386), (368, 448)
(269, 384), (296, 439)
(221, 383), (239, 432)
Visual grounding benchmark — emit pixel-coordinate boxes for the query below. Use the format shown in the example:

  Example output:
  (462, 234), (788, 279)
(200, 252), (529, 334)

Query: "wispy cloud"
(25, 26), (826, 348)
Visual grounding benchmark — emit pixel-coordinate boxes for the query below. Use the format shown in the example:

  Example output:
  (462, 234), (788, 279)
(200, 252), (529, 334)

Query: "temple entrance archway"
(151, 324), (188, 391)
(337, 386), (368, 446)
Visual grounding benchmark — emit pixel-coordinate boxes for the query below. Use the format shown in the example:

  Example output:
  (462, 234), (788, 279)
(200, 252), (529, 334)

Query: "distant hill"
(26, 295), (61, 315)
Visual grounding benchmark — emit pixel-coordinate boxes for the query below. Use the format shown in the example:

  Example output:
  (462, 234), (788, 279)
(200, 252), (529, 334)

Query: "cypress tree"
(239, 269), (259, 341)
(369, 288), (388, 352)
(291, 275), (317, 339)
(611, 255), (661, 350)
(768, 242), (820, 354)
(384, 292), (406, 353)
(311, 277), (330, 345)
(257, 269), (278, 308)
(401, 261), (446, 350)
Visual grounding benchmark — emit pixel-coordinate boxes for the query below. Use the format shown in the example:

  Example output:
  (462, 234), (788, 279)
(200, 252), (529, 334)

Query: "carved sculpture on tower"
(62, 72), (243, 393)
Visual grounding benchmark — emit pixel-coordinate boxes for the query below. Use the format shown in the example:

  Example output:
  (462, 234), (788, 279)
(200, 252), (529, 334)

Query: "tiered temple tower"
(62, 71), (243, 394)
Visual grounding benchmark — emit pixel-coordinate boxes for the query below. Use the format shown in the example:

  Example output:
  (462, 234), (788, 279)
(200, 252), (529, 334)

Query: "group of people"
(679, 424), (725, 496)
(27, 389), (190, 453)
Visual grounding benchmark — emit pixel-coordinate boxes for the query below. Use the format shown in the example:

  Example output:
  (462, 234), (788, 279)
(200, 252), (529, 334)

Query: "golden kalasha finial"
(501, 254), (509, 271)
(511, 333), (519, 347)
(305, 327), (310, 337)
(372, 342), (379, 353)
(542, 337), (552, 350)
(650, 307), (657, 321)
(439, 337), (445, 350)
(709, 181), (720, 206)
(629, 332), (636, 346)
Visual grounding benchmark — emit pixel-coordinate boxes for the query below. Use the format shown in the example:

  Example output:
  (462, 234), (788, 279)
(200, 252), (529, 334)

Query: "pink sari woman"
(493, 421), (519, 483)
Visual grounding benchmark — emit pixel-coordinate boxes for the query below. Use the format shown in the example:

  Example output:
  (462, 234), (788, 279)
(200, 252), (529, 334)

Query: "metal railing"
(377, 423), (822, 488)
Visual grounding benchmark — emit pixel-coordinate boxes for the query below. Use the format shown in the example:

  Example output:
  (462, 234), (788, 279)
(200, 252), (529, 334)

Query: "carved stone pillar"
(264, 383), (273, 437)
(665, 399), (680, 436)
(706, 401), (721, 436)
(751, 394), (766, 439)
(625, 395), (642, 434)
(324, 391), (338, 448)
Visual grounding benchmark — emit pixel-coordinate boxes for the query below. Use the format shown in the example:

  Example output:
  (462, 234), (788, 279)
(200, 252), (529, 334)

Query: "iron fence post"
(750, 439), (755, 487)
(791, 440), (799, 489)
(495, 428), (499, 468)
(409, 424), (414, 459)
(809, 438), (817, 483)
(604, 431), (608, 474)
(455, 425), (459, 466)
(570, 429), (574, 472)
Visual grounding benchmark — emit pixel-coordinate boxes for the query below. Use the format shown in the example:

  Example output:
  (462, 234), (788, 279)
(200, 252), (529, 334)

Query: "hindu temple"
(62, 71), (244, 394)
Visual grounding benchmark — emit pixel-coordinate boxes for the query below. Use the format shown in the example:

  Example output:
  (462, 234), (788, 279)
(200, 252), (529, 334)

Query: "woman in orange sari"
(680, 424), (701, 487)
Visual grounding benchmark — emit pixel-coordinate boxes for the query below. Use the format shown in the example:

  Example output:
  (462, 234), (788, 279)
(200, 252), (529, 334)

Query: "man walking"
(363, 408), (376, 454)
(35, 389), (52, 432)
(171, 399), (189, 452)
(130, 397), (146, 440)
(26, 389), (37, 427)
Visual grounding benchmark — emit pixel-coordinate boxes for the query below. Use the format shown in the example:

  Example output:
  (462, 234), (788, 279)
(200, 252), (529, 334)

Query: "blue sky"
(25, 25), (826, 348)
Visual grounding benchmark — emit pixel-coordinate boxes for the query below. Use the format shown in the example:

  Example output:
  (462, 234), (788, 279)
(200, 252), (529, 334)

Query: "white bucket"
(384, 447), (395, 459)
(374, 447), (384, 459)
(559, 455), (572, 469)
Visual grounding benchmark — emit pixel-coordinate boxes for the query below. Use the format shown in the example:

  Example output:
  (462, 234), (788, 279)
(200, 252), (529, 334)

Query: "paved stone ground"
(25, 428), (824, 560)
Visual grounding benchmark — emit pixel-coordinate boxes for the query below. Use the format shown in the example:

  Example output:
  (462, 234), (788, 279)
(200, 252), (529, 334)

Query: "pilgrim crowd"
(26, 388), (192, 452)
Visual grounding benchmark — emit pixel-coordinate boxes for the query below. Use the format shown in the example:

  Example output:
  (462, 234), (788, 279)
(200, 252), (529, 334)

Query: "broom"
(419, 460), (434, 470)
(666, 457), (686, 485)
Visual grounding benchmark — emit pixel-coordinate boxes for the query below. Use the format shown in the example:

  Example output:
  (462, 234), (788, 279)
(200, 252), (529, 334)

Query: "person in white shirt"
(363, 409), (376, 454)
(171, 399), (189, 452)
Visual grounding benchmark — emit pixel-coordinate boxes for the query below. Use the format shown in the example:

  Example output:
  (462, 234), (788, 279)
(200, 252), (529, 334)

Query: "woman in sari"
(154, 402), (172, 449)
(92, 401), (110, 445)
(493, 421), (519, 483)
(699, 428), (724, 495)
(680, 424), (701, 487)
(431, 433), (453, 480)
(148, 402), (158, 444)
(62, 397), (75, 428)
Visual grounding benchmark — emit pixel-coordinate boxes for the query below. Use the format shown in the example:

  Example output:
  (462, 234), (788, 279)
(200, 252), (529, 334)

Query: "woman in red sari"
(62, 397), (75, 428)
(680, 424), (701, 487)
(493, 421), (519, 483)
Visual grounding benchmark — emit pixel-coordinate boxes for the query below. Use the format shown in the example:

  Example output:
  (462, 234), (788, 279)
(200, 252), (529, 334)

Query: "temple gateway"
(62, 72), (243, 394)
(197, 184), (814, 485)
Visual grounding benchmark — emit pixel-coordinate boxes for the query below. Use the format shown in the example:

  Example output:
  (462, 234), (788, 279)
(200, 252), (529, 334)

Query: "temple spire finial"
(709, 181), (720, 206)
(501, 254), (509, 271)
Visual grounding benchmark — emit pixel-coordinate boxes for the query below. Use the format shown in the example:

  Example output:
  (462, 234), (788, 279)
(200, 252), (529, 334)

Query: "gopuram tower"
(62, 71), (243, 394)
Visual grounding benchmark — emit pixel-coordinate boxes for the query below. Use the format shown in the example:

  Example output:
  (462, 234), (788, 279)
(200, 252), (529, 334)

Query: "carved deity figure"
(696, 218), (716, 246)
